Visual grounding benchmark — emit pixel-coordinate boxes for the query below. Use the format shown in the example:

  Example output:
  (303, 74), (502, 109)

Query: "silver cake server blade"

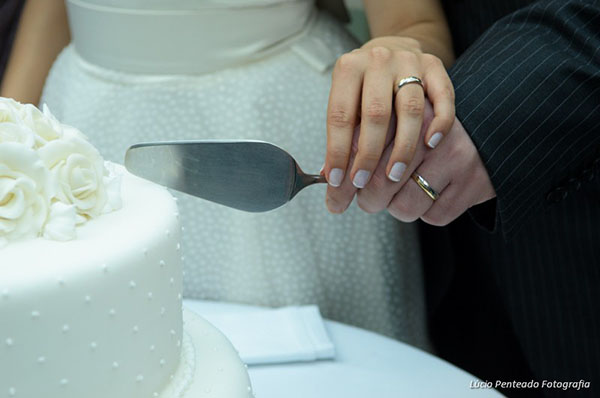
(124, 140), (326, 212)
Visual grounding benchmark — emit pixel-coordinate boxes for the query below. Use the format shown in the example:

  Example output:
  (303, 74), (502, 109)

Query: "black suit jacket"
(423, 1), (600, 397)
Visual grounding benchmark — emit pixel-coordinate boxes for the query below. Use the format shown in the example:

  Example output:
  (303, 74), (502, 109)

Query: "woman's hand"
(323, 36), (455, 212)
(325, 100), (496, 226)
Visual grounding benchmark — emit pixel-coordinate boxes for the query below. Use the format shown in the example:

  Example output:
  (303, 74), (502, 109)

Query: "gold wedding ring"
(411, 173), (440, 201)
(396, 76), (424, 93)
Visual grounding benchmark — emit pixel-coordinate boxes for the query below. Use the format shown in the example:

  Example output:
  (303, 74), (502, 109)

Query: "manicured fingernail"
(428, 132), (444, 149)
(352, 170), (371, 188)
(388, 162), (407, 182)
(328, 168), (344, 187)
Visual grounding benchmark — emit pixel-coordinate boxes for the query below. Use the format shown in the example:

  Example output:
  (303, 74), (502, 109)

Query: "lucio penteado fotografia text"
(469, 380), (591, 391)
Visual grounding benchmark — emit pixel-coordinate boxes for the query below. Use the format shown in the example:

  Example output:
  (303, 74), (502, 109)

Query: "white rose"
(60, 122), (89, 142)
(0, 121), (36, 148)
(43, 201), (77, 241)
(0, 99), (36, 147)
(19, 103), (64, 147)
(102, 161), (123, 213)
(37, 130), (108, 220)
(0, 97), (23, 123)
(0, 143), (53, 246)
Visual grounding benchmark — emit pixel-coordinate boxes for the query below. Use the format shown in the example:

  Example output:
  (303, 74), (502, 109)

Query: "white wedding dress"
(42, 0), (430, 348)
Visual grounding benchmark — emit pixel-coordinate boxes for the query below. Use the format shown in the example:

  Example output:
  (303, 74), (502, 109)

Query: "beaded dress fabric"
(41, 0), (430, 348)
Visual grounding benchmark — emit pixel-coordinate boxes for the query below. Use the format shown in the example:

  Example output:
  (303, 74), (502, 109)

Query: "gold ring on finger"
(411, 172), (440, 201)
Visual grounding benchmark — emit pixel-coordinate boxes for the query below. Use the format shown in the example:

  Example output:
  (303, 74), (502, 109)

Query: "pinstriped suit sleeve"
(448, 0), (600, 238)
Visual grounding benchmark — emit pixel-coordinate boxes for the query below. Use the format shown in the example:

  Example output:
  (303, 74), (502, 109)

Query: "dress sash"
(67, 0), (337, 74)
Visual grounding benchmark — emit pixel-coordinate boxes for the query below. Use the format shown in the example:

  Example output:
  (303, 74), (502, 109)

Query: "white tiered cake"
(0, 98), (253, 398)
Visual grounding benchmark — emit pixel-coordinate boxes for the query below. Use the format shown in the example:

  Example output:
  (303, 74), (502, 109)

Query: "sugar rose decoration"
(0, 97), (121, 247)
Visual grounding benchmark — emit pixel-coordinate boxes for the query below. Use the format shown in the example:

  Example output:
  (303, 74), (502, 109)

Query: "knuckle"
(423, 53), (443, 68)
(397, 50), (419, 65)
(400, 97), (425, 116)
(421, 53), (434, 63)
(369, 46), (393, 63)
(334, 53), (361, 75)
(358, 150), (384, 164)
(435, 115), (454, 136)
(327, 107), (354, 129)
(440, 85), (456, 102)
(437, 115), (455, 129)
(327, 146), (350, 161)
(399, 37), (421, 51)
(400, 141), (418, 157)
(364, 100), (390, 124)
(393, 145), (416, 166)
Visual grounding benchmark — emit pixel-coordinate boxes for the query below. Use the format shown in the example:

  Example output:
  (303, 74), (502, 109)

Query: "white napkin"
(198, 305), (336, 365)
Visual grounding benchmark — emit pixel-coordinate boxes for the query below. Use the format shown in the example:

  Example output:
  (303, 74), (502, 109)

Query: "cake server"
(124, 140), (326, 212)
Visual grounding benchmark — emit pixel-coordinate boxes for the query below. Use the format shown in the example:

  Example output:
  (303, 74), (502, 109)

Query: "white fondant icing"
(0, 167), (253, 398)
(0, 169), (182, 397)
(167, 310), (254, 398)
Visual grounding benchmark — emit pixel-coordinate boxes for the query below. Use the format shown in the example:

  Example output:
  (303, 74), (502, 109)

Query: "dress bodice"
(74, 0), (347, 13)
(76, 0), (305, 10)
(67, 0), (324, 74)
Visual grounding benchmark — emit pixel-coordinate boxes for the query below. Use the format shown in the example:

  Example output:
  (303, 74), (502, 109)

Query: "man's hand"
(325, 101), (496, 226)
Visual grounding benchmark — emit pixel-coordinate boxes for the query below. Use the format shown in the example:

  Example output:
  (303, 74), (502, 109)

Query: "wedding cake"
(0, 98), (253, 398)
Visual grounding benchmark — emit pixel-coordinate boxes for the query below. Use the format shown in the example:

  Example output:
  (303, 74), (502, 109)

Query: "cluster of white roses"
(0, 97), (121, 247)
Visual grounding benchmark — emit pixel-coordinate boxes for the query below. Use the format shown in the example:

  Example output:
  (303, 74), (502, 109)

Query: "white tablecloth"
(184, 300), (504, 398)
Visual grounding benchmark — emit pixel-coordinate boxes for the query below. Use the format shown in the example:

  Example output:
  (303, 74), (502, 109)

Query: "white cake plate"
(159, 309), (253, 398)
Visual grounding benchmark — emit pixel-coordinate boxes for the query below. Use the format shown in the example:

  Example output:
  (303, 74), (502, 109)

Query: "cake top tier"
(0, 97), (121, 247)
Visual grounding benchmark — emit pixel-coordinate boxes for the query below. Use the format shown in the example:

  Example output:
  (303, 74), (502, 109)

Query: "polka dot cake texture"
(0, 100), (252, 398)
